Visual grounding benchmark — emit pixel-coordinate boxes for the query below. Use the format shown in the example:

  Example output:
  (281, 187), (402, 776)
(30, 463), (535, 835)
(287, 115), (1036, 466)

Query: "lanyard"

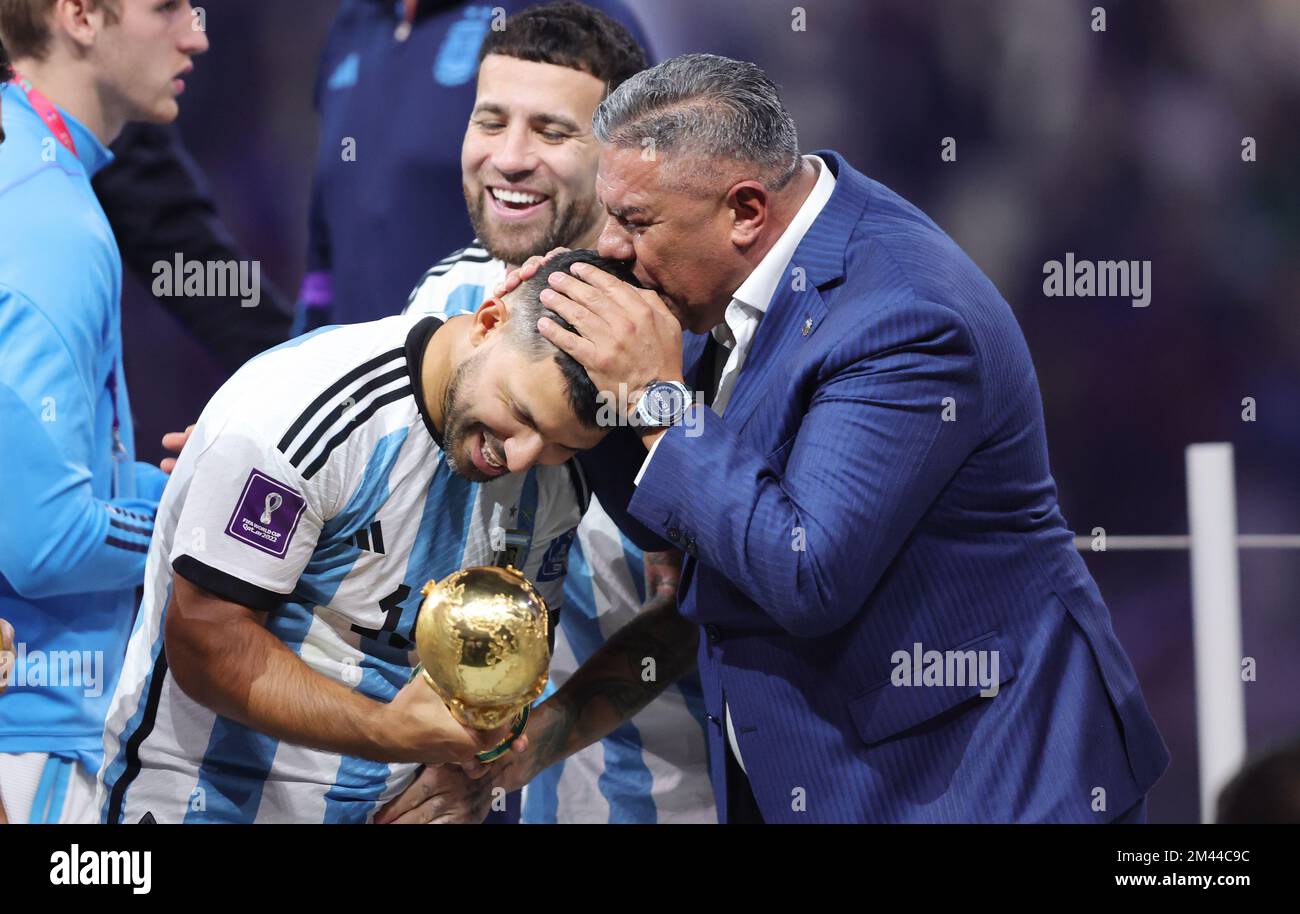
(9, 70), (79, 159)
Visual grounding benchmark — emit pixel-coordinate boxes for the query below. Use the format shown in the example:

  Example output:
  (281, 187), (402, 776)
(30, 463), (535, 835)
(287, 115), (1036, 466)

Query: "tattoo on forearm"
(533, 592), (698, 773)
(520, 698), (579, 785)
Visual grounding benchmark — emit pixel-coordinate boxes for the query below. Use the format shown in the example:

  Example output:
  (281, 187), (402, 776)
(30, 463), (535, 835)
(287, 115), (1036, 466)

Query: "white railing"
(1074, 443), (1263, 823)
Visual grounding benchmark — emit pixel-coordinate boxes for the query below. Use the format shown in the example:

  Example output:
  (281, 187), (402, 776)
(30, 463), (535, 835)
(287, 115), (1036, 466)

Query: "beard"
(464, 183), (603, 267)
(439, 351), (505, 483)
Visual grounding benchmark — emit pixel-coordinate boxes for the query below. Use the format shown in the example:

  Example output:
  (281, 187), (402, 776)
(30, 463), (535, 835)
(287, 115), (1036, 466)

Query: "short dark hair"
(509, 249), (642, 429)
(478, 2), (646, 96)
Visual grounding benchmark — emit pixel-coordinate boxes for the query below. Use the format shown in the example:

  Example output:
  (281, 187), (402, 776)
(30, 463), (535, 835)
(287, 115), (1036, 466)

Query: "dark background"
(120, 0), (1300, 824)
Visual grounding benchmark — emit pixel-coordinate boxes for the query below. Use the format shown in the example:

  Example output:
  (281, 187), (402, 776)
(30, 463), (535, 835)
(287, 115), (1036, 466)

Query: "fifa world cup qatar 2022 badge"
(225, 470), (307, 558)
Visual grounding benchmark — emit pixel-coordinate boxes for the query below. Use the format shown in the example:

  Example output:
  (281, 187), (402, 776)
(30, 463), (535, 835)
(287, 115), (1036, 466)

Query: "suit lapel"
(720, 150), (872, 434)
(722, 283), (826, 433)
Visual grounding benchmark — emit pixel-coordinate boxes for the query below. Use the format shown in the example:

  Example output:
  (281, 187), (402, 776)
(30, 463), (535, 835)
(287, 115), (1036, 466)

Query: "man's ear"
(469, 296), (510, 346)
(53, 0), (102, 52)
(726, 180), (770, 251)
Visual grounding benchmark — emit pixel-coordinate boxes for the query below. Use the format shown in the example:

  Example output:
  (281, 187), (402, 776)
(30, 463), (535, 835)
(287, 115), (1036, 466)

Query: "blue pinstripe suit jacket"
(587, 150), (1169, 823)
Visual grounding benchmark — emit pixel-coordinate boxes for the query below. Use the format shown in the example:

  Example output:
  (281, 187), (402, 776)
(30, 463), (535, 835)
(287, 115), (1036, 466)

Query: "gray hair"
(592, 53), (801, 192)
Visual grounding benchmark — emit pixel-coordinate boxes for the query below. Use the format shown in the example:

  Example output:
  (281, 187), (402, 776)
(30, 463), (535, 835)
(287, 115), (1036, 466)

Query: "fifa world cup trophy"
(413, 566), (551, 762)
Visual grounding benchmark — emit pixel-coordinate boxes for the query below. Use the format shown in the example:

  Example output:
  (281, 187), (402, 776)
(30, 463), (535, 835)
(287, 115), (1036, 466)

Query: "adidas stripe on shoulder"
(406, 241), (493, 305)
(275, 346), (411, 480)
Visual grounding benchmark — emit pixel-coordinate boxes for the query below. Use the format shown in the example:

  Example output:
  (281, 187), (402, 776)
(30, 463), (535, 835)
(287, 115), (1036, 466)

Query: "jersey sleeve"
(169, 419), (326, 613)
(0, 285), (159, 599)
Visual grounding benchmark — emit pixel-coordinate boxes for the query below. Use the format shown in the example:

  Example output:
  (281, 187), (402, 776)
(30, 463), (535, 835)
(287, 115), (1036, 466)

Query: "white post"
(1185, 443), (1247, 823)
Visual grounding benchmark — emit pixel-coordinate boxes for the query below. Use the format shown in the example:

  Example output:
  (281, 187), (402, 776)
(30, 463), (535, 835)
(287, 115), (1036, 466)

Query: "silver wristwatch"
(634, 380), (692, 427)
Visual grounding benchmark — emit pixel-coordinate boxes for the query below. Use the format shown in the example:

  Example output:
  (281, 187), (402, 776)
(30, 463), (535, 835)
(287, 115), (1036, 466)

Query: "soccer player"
(295, 0), (650, 332)
(98, 251), (633, 824)
(0, 0), (207, 824)
(401, 2), (714, 823)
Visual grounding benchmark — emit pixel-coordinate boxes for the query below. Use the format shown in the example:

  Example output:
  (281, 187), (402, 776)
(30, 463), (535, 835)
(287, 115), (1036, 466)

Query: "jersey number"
(351, 584), (414, 649)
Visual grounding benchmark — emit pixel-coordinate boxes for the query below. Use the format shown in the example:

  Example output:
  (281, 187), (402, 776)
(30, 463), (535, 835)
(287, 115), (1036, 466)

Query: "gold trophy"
(412, 565), (551, 762)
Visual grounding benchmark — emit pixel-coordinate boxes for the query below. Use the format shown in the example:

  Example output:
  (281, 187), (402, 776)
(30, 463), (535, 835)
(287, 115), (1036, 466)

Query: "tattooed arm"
(502, 587), (697, 790)
(374, 588), (698, 823)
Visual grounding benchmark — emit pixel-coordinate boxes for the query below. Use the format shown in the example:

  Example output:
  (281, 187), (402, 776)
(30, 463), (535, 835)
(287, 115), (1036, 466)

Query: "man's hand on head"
(536, 262), (684, 418)
(492, 246), (571, 299)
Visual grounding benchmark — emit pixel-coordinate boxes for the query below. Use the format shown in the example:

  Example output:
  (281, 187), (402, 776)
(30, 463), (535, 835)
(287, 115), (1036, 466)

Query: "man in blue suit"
(528, 52), (1170, 823)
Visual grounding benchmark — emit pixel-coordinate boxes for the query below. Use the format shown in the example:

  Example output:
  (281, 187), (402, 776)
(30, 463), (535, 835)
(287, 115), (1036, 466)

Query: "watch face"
(642, 382), (687, 425)
(648, 387), (673, 418)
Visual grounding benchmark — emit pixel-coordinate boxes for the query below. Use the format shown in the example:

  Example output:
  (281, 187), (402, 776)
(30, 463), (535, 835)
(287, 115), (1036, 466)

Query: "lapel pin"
(801, 317), (814, 337)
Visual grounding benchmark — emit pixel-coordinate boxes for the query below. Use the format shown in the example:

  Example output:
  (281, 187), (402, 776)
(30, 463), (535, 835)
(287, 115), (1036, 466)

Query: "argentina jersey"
(407, 246), (716, 823)
(98, 315), (582, 824)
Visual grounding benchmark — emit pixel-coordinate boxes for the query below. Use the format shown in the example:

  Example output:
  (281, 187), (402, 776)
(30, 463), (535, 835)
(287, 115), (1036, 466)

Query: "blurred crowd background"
(119, 0), (1300, 824)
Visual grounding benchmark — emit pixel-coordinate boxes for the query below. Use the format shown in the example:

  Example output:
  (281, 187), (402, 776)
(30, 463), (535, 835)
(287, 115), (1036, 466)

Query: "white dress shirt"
(633, 155), (837, 774)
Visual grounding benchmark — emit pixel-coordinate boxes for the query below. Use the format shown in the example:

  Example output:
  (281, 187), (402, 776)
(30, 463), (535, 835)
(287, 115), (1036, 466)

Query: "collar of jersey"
(405, 315), (447, 448)
(4, 85), (116, 177)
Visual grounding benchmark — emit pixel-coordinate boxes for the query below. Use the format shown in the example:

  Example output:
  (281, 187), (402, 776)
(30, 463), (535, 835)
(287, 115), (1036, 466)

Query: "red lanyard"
(10, 69), (79, 159)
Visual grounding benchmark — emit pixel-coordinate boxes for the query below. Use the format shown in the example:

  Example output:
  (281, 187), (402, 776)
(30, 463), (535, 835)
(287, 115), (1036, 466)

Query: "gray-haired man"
(499, 52), (1167, 823)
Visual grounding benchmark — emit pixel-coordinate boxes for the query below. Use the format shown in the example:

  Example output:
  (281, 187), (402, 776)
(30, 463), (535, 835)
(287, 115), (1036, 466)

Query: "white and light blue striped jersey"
(98, 315), (583, 824)
(407, 247), (716, 823)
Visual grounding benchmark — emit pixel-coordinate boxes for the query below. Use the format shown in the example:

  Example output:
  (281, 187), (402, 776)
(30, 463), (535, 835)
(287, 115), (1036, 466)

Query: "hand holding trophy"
(412, 565), (551, 764)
